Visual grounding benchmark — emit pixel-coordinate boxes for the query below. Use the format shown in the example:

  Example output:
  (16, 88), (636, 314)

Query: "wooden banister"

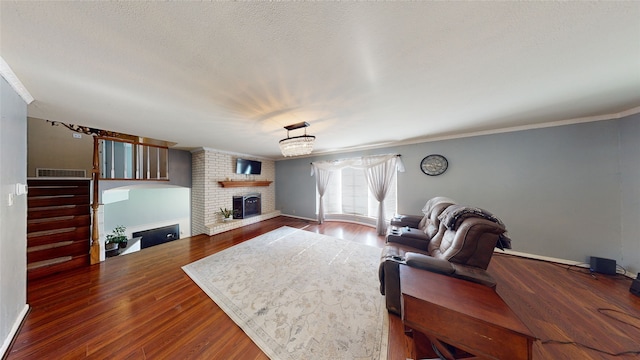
(90, 136), (101, 265)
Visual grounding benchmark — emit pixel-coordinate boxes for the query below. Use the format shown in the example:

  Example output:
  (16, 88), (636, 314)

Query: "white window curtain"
(311, 164), (333, 224)
(364, 156), (400, 235)
(311, 154), (404, 232)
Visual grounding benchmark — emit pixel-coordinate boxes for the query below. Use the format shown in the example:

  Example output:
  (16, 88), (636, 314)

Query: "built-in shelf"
(218, 181), (272, 188)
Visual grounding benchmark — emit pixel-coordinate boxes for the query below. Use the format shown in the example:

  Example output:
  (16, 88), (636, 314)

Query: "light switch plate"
(15, 183), (28, 195)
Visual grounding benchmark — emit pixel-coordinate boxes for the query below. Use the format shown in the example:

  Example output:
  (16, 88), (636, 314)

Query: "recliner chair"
(390, 196), (456, 230)
(387, 196), (456, 249)
(380, 203), (511, 315)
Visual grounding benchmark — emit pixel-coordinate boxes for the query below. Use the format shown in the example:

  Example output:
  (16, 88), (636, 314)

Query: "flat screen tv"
(236, 158), (262, 175)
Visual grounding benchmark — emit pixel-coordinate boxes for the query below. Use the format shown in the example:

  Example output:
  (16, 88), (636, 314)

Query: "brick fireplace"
(190, 148), (278, 235)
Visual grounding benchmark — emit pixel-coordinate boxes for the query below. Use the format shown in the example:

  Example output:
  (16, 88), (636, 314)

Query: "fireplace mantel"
(218, 181), (272, 188)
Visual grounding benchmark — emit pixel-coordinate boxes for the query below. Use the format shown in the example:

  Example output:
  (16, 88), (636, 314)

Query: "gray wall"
(27, 117), (94, 177)
(619, 116), (640, 273)
(0, 77), (28, 354)
(276, 115), (640, 274)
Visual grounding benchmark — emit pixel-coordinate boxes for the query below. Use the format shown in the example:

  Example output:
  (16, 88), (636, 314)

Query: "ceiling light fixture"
(279, 121), (316, 157)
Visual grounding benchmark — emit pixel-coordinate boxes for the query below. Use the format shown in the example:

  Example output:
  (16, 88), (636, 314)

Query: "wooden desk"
(400, 265), (535, 360)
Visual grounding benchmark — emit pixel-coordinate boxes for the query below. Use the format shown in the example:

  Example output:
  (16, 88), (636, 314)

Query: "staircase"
(27, 179), (91, 280)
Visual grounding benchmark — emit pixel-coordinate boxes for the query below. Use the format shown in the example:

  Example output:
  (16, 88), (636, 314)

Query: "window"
(320, 167), (397, 223)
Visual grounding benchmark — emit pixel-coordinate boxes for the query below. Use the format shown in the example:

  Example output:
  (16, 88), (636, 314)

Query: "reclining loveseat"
(379, 197), (511, 314)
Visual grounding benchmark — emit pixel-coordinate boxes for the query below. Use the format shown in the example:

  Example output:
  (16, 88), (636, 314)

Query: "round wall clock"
(420, 154), (448, 176)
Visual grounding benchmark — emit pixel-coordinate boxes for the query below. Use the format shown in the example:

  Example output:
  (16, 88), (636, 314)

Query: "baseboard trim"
(324, 218), (377, 228)
(1, 304), (29, 359)
(498, 249), (637, 279)
(280, 214), (317, 222)
(280, 214), (378, 228)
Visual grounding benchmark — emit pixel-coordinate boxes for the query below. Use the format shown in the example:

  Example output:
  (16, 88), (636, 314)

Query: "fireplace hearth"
(233, 193), (261, 219)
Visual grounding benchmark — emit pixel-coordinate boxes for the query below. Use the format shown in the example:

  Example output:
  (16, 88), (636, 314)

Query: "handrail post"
(90, 136), (101, 264)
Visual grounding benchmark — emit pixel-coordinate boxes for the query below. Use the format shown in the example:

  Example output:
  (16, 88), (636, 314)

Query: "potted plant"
(220, 207), (233, 221)
(106, 225), (128, 249)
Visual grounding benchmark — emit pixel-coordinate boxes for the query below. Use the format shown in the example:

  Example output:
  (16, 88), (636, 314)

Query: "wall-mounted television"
(236, 158), (262, 175)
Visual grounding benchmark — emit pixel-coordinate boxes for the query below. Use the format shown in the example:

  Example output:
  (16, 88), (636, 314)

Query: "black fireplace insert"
(233, 193), (261, 219)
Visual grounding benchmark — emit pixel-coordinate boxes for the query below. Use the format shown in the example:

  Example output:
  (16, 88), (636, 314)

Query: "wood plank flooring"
(5, 217), (640, 359)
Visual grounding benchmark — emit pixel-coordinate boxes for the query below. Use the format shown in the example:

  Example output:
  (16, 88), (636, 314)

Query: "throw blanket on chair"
(438, 204), (512, 250)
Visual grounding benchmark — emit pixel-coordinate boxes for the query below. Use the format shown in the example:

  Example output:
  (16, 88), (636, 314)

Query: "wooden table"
(400, 265), (535, 360)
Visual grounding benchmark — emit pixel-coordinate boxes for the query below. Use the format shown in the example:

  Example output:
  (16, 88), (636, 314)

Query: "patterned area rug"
(182, 226), (388, 360)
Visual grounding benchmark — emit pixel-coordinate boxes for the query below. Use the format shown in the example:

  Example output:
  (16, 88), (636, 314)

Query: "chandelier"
(279, 122), (316, 157)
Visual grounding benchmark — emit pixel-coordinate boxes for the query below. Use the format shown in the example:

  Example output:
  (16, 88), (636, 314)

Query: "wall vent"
(36, 168), (87, 178)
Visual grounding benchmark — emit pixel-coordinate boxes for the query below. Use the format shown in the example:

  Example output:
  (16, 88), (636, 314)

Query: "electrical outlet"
(7, 193), (14, 206)
(73, 133), (82, 139)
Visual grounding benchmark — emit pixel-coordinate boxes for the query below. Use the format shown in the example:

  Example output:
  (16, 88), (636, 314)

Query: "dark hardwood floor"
(5, 217), (640, 359)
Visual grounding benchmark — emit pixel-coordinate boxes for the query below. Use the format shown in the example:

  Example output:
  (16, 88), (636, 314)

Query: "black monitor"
(236, 158), (262, 175)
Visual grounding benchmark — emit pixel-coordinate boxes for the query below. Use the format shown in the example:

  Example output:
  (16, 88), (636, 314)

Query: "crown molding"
(0, 56), (34, 105)
(398, 106), (640, 146)
(305, 105), (640, 159)
(191, 147), (275, 161)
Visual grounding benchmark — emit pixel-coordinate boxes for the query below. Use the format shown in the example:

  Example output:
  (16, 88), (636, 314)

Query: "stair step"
(27, 179), (89, 187)
(28, 205), (90, 219)
(26, 179), (91, 280)
(27, 256), (73, 270)
(27, 215), (90, 233)
(28, 241), (74, 252)
(27, 255), (89, 281)
(28, 186), (89, 196)
(28, 226), (90, 248)
(27, 240), (89, 264)
(28, 215), (75, 224)
(28, 195), (90, 208)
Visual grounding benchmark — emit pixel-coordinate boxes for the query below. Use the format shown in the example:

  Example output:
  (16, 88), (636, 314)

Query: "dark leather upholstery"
(391, 196), (456, 235)
(379, 200), (507, 315)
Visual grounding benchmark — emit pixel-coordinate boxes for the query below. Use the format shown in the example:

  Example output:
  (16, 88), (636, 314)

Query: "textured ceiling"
(1, 1), (639, 159)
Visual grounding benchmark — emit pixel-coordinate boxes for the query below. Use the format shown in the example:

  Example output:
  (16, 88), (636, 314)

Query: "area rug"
(182, 226), (388, 360)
